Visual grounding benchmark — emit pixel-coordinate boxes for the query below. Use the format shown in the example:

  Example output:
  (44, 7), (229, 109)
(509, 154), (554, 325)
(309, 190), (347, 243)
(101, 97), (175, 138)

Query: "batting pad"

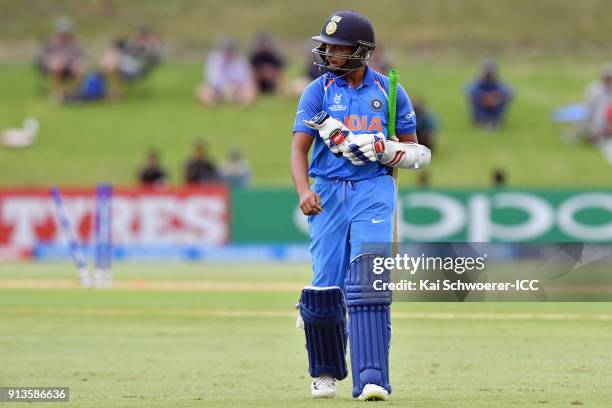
(345, 254), (392, 398)
(299, 286), (348, 380)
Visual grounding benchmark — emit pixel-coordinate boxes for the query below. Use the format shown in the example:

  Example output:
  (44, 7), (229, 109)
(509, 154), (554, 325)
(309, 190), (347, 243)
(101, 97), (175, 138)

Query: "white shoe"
(311, 376), (336, 399)
(357, 384), (389, 401)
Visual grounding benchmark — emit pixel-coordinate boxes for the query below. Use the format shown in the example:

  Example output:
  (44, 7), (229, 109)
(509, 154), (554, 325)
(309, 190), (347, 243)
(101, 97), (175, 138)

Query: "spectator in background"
(99, 27), (163, 97)
(37, 17), (84, 99)
(583, 64), (612, 144)
(249, 32), (284, 94)
(220, 149), (251, 188)
(467, 60), (513, 130)
(492, 168), (507, 188)
(196, 38), (256, 106)
(185, 140), (219, 184)
(131, 25), (164, 71)
(99, 37), (130, 98)
(139, 149), (168, 186)
(413, 97), (439, 152)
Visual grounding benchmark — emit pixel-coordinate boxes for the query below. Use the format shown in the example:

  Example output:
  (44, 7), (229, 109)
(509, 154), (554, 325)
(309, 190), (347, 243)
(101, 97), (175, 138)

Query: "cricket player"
(291, 10), (431, 401)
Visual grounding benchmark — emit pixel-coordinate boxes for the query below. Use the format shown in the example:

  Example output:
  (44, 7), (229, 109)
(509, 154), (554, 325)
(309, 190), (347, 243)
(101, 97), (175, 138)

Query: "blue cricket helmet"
(311, 10), (376, 75)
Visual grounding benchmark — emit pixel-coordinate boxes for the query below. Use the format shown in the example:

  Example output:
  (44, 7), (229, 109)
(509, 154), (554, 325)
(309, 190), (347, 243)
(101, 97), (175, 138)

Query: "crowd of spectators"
(138, 141), (251, 189)
(195, 33), (286, 106)
(37, 17), (163, 102)
(35, 16), (612, 186)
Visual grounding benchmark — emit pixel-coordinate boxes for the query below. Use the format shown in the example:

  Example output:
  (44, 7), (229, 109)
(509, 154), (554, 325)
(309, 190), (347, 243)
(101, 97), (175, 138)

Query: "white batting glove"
(303, 111), (351, 155)
(342, 133), (386, 165)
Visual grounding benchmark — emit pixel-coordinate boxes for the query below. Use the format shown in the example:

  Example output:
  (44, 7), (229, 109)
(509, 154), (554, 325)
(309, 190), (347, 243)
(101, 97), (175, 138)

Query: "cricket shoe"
(357, 384), (389, 401)
(311, 376), (336, 399)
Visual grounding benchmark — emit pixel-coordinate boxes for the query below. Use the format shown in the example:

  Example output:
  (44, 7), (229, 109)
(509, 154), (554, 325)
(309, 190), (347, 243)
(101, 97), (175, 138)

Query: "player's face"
(325, 44), (354, 69)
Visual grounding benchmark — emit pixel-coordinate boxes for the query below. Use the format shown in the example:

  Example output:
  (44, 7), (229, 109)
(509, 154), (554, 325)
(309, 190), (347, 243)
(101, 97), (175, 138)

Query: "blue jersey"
(467, 79), (513, 103)
(293, 67), (416, 181)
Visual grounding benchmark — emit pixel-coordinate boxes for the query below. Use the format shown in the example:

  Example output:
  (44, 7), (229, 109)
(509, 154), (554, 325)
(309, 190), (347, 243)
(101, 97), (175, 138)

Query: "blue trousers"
(309, 175), (396, 288)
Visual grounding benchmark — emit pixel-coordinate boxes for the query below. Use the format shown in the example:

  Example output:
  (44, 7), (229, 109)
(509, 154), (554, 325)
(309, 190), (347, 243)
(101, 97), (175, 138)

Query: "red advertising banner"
(0, 186), (229, 260)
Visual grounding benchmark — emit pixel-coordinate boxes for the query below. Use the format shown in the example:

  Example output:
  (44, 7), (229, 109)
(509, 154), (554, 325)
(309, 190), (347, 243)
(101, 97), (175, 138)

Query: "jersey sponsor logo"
(344, 115), (383, 132)
(405, 111), (416, 120)
(334, 93), (342, 104)
(370, 98), (383, 112)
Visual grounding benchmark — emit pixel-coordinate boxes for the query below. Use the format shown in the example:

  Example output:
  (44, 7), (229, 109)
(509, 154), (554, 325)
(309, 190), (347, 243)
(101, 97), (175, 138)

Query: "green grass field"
(1, 262), (611, 407)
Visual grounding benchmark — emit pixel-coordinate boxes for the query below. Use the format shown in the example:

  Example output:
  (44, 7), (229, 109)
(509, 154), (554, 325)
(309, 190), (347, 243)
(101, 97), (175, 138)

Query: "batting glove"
(304, 111), (351, 155)
(342, 133), (386, 165)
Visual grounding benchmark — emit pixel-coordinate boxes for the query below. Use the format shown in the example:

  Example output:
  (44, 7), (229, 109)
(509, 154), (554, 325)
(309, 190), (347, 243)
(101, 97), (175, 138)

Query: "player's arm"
(397, 133), (418, 144)
(291, 132), (322, 216)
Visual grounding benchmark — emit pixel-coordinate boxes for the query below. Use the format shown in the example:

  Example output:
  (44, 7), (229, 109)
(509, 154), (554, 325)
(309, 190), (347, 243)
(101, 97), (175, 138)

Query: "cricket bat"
(387, 69), (400, 256)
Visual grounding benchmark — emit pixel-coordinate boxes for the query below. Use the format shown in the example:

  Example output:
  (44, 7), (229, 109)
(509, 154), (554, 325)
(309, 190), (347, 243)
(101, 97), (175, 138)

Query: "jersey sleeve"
(292, 79), (324, 137)
(394, 84), (417, 135)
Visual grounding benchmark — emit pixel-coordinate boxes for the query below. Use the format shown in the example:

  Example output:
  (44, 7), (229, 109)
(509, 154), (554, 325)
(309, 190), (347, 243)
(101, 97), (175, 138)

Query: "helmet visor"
(311, 35), (354, 47)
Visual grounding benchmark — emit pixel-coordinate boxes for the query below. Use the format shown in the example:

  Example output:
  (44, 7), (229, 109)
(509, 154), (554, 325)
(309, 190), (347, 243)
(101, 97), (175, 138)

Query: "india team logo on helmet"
(325, 22), (337, 35)
(325, 15), (342, 35)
